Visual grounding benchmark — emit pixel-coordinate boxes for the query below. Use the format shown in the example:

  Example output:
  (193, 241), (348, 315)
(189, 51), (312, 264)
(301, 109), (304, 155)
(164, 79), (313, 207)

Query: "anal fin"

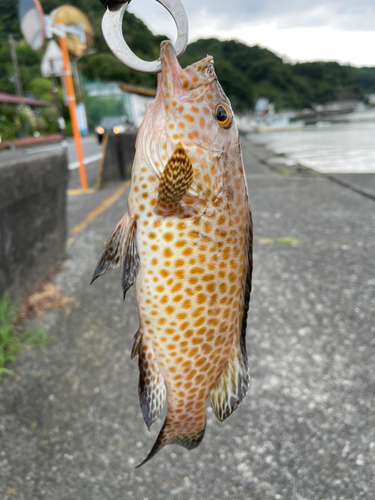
(154, 142), (193, 216)
(210, 209), (252, 421)
(138, 341), (166, 431)
(210, 335), (249, 422)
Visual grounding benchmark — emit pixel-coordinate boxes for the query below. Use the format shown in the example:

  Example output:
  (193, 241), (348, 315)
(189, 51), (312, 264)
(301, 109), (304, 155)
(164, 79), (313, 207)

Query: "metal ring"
(101, 0), (188, 74)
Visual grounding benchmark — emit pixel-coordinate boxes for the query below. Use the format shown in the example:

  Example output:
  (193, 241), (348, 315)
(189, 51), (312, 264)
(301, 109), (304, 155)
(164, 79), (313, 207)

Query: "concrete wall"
(0, 149), (68, 304)
(97, 131), (137, 188)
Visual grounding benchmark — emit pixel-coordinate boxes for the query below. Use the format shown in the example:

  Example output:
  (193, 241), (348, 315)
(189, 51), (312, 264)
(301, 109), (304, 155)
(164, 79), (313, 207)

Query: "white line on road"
(68, 153), (102, 170)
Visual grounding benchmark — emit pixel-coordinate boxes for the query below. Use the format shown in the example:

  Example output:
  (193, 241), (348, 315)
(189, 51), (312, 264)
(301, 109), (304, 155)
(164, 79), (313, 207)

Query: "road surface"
(0, 137), (374, 499)
(0, 135), (101, 173)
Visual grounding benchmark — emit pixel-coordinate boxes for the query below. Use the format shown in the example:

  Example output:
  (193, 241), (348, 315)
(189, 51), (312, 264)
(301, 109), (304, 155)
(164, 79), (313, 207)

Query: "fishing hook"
(101, 0), (189, 74)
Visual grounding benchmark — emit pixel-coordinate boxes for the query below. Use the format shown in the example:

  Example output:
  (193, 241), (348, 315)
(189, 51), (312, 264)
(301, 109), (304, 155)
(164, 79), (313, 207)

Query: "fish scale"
(92, 40), (252, 466)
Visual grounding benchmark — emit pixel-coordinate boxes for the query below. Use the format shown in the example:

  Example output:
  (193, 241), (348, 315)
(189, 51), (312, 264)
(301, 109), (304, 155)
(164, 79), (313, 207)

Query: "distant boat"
(255, 117), (303, 133)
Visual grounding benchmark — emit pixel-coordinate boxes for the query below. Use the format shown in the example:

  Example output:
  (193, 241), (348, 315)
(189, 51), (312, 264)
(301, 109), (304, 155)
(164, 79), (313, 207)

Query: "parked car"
(95, 116), (134, 143)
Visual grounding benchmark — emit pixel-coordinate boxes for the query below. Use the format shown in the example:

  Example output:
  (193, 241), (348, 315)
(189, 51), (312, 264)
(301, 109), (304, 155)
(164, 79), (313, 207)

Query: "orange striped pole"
(58, 26), (88, 189)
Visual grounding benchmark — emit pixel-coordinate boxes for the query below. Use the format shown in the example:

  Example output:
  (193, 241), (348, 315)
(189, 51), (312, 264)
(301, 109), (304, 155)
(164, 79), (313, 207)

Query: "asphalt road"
(0, 136), (102, 181)
(0, 137), (374, 499)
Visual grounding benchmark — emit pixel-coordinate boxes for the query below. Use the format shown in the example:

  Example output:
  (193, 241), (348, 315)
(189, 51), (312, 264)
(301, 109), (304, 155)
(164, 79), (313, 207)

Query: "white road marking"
(68, 153), (102, 170)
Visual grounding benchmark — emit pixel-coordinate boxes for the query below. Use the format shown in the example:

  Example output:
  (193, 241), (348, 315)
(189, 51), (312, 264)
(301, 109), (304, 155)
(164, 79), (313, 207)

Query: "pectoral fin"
(154, 143), (193, 216)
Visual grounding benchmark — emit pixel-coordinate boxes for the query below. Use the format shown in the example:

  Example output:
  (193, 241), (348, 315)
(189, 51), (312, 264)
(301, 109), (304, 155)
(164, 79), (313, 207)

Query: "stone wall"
(0, 149), (68, 304)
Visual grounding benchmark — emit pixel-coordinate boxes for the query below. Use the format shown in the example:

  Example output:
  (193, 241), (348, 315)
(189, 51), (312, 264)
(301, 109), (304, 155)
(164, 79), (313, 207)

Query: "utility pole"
(49, 58), (66, 138)
(8, 34), (23, 96)
(58, 25), (88, 188)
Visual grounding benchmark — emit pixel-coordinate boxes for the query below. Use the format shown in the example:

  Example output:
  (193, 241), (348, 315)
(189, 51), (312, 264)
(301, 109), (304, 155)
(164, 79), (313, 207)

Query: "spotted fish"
(91, 41), (253, 467)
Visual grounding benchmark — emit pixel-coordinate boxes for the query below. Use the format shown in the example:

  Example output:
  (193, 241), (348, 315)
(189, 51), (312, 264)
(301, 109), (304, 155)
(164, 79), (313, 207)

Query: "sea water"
(248, 118), (375, 174)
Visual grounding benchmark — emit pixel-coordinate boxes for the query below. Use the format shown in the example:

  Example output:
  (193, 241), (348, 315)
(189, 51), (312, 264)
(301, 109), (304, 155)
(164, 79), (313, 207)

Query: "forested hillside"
(0, 0), (374, 111)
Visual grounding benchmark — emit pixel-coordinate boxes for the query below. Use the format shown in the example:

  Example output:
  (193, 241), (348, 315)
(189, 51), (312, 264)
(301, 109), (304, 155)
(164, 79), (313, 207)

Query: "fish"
(91, 40), (253, 467)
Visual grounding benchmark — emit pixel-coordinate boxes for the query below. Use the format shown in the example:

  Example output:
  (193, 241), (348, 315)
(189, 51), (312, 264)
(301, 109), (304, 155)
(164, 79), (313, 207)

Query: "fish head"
(139, 41), (240, 202)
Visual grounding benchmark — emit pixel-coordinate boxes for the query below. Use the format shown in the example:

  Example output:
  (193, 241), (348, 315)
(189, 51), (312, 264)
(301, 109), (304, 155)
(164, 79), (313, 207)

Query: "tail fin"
(136, 414), (206, 468)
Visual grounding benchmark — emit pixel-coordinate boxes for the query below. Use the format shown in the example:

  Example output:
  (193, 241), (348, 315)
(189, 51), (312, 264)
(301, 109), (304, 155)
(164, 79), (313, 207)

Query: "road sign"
(41, 40), (64, 77)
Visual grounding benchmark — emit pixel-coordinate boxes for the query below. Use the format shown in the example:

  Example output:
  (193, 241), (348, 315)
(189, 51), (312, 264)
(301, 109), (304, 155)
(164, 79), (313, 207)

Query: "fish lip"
(160, 40), (183, 95)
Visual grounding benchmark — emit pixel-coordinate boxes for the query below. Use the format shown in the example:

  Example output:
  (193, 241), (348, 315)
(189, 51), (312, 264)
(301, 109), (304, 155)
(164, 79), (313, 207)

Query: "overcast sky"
(128, 0), (375, 67)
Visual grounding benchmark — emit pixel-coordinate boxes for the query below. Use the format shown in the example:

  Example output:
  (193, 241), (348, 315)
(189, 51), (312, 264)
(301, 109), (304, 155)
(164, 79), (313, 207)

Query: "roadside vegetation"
(0, 294), (50, 380)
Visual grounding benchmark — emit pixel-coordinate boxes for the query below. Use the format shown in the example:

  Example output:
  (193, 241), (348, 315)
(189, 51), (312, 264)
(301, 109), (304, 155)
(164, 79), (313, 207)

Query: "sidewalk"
(0, 136), (374, 499)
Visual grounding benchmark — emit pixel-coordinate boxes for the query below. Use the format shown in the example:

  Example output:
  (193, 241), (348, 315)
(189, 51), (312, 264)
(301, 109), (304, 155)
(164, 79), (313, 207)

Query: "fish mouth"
(159, 41), (183, 96)
(159, 40), (215, 97)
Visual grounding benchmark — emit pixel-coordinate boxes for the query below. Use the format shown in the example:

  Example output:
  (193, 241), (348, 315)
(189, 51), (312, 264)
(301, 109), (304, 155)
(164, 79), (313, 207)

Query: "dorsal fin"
(131, 329), (142, 360)
(90, 212), (131, 284)
(210, 210), (253, 421)
(138, 340), (166, 431)
(91, 213), (139, 301)
(154, 143), (193, 216)
(120, 216), (139, 300)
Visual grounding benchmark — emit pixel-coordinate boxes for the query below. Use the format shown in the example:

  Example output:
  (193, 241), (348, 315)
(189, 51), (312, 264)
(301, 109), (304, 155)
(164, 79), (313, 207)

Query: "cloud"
(129, 0), (375, 34)
(127, 0), (375, 65)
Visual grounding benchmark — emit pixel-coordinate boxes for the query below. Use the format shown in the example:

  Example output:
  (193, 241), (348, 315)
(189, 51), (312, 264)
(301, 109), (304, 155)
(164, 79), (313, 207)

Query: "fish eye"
(215, 104), (231, 129)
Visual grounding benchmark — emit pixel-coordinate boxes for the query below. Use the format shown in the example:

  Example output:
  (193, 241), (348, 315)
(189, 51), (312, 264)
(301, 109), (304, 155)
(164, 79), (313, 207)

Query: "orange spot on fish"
(185, 114), (194, 123)
(175, 269), (185, 279)
(182, 247), (193, 256)
(175, 239), (186, 247)
(163, 232), (174, 242)
(188, 131), (199, 140)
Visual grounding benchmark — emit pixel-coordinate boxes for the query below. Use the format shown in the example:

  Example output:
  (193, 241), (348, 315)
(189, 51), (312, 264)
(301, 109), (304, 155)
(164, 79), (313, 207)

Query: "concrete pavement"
(0, 136), (374, 499)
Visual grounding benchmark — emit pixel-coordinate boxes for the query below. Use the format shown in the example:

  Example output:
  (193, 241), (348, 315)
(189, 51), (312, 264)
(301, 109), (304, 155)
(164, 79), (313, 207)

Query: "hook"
(101, 0), (188, 74)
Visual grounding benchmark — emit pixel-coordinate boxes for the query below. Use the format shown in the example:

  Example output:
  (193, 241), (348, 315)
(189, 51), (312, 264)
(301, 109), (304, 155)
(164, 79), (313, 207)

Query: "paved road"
(0, 137), (374, 499)
(0, 136), (102, 183)
(0, 134), (137, 191)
